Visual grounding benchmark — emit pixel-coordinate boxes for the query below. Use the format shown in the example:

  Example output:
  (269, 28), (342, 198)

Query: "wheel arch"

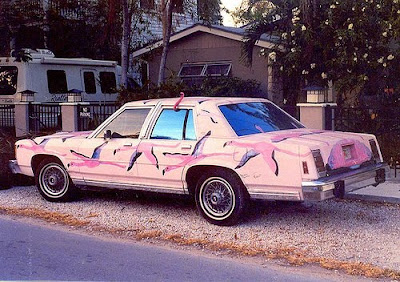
(31, 154), (64, 175)
(185, 165), (247, 196)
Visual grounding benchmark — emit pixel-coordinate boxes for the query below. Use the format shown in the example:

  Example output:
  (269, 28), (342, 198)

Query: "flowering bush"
(245, 0), (400, 106)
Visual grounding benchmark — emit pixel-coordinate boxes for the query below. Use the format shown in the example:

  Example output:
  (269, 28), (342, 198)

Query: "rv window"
(0, 66), (18, 95)
(83, 72), (96, 94)
(47, 70), (68, 94)
(100, 72), (116, 94)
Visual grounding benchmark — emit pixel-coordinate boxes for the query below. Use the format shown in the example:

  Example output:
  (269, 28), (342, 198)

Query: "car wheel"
(195, 170), (248, 226)
(35, 159), (76, 202)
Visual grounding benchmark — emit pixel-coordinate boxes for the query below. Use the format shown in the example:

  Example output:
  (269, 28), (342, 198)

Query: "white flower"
(377, 57), (384, 63)
(388, 54), (395, 61)
(363, 76), (368, 81)
(347, 69), (352, 73)
(354, 57), (358, 62)
(398, 10), (400, 14)
(292, 16), (300, 24)
(382, 31), (388, 37)
(363, 53), (368, 59)
(352, 7), (355, 11)
(321, 72), (328, 79)
(310, 63), (316, 69)
(388, 23), (392, 30)
(291, 48), (296, 53)
(280, 66), (284, 71)
(330, 4), (336, 9)
(281, 32), (288, 39)
(325, 20), (329, 25)
(376, 4), (380, 8)
(268, 52), (277, 62)
(302, 70), (309, 75)
(291, 30), (296, 36)
(338, 36), (343, 40)
(394, 0), (398, 3)
(301, 25), (307, 31)
(362, 7), (366, 12)
(348, 23), (354, 30)
(292, 7), (300, 16)
(383, 63), (387, 67)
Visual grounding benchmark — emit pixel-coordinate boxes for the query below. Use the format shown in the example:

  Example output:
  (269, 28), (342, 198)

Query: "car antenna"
(173, 92), (184, 111)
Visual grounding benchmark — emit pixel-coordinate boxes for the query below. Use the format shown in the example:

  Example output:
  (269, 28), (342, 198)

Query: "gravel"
(1, 184), (399, 272)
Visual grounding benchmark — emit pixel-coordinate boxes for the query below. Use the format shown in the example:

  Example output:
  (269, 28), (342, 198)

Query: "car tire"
(195, 170), (248, 226)
(35, 158), (77, 202)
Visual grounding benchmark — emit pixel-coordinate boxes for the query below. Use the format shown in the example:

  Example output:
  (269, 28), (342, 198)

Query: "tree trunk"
(121, 0), (131, 88)
(157, 0), (173, 86)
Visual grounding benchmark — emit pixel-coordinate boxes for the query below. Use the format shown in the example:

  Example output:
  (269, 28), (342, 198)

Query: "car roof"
(123, 96), (270, 107)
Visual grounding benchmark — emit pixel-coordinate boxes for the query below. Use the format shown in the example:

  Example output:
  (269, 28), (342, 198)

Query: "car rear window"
(219, 102), (304, 136)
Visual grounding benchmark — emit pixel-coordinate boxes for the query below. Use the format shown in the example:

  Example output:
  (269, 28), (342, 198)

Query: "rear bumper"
(302, 162), (389, 201)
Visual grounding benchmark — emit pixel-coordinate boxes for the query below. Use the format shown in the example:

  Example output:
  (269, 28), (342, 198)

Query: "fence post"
(60, 102), (90, 132)
(14, 102), (30, 137)
(296, 103), (337, 130)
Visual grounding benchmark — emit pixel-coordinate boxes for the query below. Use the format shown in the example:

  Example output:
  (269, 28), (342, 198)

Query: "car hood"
(33, 131), (93, 144)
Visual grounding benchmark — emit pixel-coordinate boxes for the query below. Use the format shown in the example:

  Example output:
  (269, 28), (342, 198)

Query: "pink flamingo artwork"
(69, 142), (125, 169)
(224, 140), (311, 176)
(162, 131), (231, 175)
(17, 139), (67, 156)
(114, 142), (182, 171)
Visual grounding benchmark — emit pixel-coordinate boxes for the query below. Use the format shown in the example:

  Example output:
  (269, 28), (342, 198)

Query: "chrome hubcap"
(41, 164), (68, 196)
(201, 178), (234, 219)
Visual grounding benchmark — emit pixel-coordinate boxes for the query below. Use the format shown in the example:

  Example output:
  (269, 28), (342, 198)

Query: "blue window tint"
(219, 102), (304, 136)
(185, 110), (196, 140)
(151, 109), (196, 140)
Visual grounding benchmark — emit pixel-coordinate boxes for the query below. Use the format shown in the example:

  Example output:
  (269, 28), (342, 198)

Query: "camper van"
(0, 49), (121, 103)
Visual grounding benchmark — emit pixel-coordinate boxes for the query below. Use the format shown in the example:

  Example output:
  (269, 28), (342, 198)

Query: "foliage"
(197, 0), (223, 25)
(240, 0), (400, 106)
(117, 76), (261, 104)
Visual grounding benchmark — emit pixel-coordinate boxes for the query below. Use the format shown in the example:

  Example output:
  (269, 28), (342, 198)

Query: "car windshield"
(219, 102), (304, 136)
(0, 66), (18, 95)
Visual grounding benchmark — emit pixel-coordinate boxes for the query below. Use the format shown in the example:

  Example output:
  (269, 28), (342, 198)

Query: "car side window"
(151, 109), (196, 140)
(99, 108), (151, 138)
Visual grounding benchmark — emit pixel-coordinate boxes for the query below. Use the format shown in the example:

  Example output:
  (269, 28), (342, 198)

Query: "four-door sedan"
(10, 97), (389, 225)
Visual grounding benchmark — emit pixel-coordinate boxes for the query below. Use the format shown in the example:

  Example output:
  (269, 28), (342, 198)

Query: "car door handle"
(123, 143), (132, 147)
(181, 145), (192, 150)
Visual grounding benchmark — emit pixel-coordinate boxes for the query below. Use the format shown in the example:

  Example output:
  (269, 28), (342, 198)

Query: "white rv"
(0, 49), (121, 103)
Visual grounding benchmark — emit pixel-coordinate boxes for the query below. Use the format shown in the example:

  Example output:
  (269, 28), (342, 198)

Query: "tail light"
(369, 139), (381, 162)
(312, 149), (326, 177)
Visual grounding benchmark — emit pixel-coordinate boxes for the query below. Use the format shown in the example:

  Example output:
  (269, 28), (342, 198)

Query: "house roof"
(131, 23), (279, 58)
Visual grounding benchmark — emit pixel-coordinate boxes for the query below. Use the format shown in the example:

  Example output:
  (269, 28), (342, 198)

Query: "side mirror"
(104, 129), (112, 140)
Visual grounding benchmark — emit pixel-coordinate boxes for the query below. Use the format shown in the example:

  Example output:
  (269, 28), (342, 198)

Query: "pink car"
(10, 97), (389, 225)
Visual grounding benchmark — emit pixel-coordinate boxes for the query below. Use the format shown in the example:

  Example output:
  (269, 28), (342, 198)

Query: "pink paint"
(69, 150), (125, 169)
(18, 139), (67, 156)
(173, 92), (185, 111)
(327, 139), (372, 170)
(270, 130), (323, 143)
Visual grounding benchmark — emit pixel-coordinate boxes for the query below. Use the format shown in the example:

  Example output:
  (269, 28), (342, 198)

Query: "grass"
(0, 205), (399, 280)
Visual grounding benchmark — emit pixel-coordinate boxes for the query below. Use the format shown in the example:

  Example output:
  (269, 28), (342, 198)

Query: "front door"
(74, 107), (152, 184)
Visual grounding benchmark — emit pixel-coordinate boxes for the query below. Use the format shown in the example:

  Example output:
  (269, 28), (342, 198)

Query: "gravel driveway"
(1, 185), (399, 278)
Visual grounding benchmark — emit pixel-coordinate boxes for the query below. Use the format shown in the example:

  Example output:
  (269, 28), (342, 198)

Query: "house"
(131, 23), (282, 103)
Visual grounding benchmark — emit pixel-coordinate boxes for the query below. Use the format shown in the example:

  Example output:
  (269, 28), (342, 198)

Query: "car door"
(135, 107), (197, 192)
(75, 107), (152, 185)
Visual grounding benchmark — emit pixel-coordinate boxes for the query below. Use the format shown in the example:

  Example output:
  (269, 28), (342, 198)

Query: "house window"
(47, 70), (68, 94)
(140, 0), (154, 10)
(178, 62), (232, 86)
(83, 71), (96, 94)
(0, 66), (18, 95)
(99, 71), (116, 93)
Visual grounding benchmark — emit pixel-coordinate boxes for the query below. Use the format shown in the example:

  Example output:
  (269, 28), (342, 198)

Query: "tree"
(157, 0), (221, 86)
(240, 0), (400, 106)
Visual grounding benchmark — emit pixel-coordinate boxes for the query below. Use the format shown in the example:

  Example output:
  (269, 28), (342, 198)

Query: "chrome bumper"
(302, 162), (389, 201)
(9, 160), (22, 174)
